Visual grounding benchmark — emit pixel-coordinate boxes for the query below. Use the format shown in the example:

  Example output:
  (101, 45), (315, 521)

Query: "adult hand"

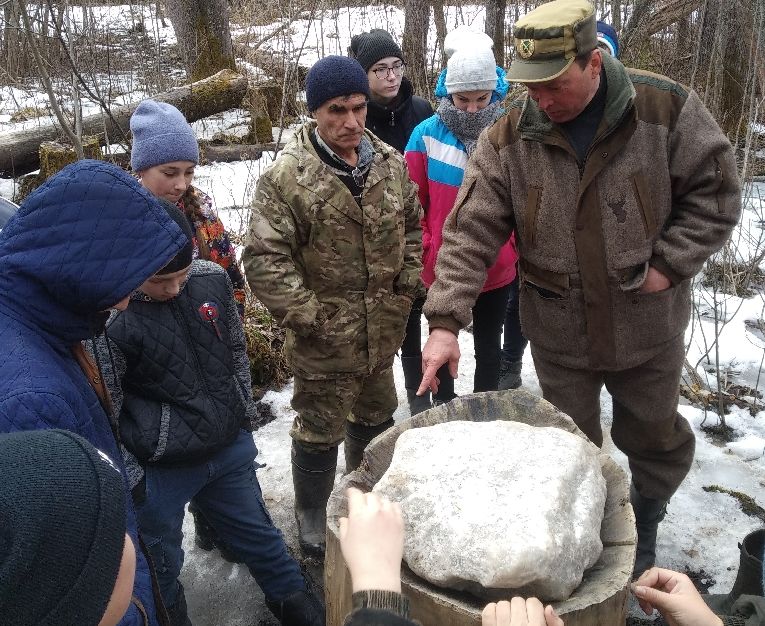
(482, 598), (563, 626)
(631, 568), (723, 626)
(339, 488), (404, 594)
(417, 328), (460, 396)
(639, 266), (671, 293)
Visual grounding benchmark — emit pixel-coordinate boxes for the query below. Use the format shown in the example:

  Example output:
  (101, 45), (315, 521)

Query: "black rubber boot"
(497, 354), (523, 390)
(631, 483), (668, 578)
(401, 356), (431, 415)
(265, 588), (326, 626)
(723, 529), (765, 613)
(432, 392), (458, 407)
(190, 503), (216, 551)
(190, 503), (244, 564)
(344, 419), (394, 473)
(292, 442), (338, 559)
(167, 582), (193, 626)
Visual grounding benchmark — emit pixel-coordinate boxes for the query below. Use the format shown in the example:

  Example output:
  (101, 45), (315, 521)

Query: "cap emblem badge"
(518, 38), (535, 59)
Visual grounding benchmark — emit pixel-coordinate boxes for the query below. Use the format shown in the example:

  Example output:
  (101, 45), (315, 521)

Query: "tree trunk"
(485, 0), (507, 67)
(432, 0), (448, 68)
(402, 0), (430, 97)
(3, 1), (26, 79)
(621, 0), (656, 58)
(106, 142), (284, 169)
(164, 0), (236, 81)
(0, 70), (248, 177)
(611, 0), (621, 31)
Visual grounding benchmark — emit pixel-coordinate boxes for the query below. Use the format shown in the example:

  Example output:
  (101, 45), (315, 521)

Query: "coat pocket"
(621, 281), (691, 352)
(524, 186), (543, 248)
(630, 172), (657, 238)
(375, 292), (411, 364)
(519, 281), (587, 358)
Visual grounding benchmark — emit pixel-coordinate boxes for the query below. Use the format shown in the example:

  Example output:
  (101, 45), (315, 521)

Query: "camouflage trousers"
(290, 367), (397, 451)
(532, 333), (695, 502)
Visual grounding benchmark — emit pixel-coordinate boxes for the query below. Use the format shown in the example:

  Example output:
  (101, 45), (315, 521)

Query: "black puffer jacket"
(101, 261), (255, 468)
(366, 77), (433, 153)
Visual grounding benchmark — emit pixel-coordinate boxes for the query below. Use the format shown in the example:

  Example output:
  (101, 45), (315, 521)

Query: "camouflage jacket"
(244, 122), (423, 378)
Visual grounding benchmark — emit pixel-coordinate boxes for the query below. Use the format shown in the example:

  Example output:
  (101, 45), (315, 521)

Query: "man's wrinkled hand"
(418, 328), (460, 396)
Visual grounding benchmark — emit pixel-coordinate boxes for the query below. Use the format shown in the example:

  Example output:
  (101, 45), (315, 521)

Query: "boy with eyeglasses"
(349, 29), (432, 154)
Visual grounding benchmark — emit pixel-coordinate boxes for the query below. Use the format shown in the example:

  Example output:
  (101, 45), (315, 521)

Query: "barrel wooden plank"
(325, 389), (636, 626)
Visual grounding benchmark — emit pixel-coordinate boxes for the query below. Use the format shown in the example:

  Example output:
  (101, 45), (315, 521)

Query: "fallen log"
(200, 141), (283, 162)
(104, 141), (285, 169)
(0, 69), (248, 177)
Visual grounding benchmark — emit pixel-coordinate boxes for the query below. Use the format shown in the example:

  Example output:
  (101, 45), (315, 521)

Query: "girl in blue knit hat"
(403, 28), (522, 406)
(130, 100), (247, 315)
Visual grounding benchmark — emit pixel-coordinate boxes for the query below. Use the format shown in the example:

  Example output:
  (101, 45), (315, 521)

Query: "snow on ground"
(1, 3), (765, 622)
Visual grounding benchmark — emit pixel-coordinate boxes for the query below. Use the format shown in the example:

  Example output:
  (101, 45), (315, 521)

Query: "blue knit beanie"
(305, 56), (370, 112)
(596, 21), (619, 58)
(130, 100), (199, 172)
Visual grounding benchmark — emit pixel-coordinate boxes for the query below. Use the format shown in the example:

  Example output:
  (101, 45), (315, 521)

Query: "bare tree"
(164, 0), (236, 81)
(15, 0), (83, 158)
(485, 0), (507, 67)
(402, 0), (429, 97)
(432, 0), (448, 68)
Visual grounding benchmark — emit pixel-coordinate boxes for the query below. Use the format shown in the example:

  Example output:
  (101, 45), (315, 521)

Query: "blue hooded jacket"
(0, 160), (187, 625)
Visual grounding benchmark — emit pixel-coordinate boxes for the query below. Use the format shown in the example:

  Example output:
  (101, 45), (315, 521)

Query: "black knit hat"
(158, 200), (194, 274)
(0, 429), (127, 626)
(349, 29), (404, 71)
(305, 55), (370, 112)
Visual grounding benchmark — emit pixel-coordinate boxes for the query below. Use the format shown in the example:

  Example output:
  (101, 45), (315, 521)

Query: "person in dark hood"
(0, 159), (189, 626)
(349, 28), (433, 154)
(93, 203), (325, 626)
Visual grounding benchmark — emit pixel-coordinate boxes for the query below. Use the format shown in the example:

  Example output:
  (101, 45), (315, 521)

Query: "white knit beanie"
(444, 28), (497, 94)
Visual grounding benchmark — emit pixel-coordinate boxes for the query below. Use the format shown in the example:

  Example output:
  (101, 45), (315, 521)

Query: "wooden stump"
(243, 87), (274, 144)
(325, 389), (636, 626)
(39, 136), (103, 179)
(15, 136), (103, 202)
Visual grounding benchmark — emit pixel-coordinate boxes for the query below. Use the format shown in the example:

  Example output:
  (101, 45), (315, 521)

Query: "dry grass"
(243, 296), (291, 398)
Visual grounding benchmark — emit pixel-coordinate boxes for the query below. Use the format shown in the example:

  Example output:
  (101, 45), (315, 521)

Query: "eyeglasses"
(371, 62), (405, 79)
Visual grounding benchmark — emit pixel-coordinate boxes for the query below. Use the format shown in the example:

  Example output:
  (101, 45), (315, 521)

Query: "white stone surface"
(373, 420), (607, 601)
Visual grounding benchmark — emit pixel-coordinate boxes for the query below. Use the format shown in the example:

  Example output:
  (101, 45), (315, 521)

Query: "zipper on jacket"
(389, 110), (395, 127)
(580, 105), (633, 179)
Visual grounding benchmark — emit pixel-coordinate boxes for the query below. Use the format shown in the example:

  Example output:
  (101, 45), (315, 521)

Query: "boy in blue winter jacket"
(0, 160), (189, 626)
(93, 203), (324, 626)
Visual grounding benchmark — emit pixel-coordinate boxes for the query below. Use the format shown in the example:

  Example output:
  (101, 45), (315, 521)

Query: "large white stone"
(373, 420), (606, 601)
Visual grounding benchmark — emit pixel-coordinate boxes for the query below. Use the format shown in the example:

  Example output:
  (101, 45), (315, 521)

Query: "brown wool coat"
(424, 53), (741, 371)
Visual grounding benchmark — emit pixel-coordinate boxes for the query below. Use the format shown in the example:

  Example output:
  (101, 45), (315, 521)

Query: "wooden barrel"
(325, 389), (636, 626)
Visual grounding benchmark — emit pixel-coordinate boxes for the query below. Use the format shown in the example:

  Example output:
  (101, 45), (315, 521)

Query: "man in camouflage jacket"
(419, 0), (741, 577)
(244, 56), (423, 557)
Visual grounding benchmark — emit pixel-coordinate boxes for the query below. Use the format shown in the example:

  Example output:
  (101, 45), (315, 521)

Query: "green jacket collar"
(282, 122), (396, 223)
(517, 53), (636, 142)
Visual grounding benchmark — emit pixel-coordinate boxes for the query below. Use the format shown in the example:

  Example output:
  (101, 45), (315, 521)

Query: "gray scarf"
(436, 98), (503, 155)
(314, 128), (375, 174)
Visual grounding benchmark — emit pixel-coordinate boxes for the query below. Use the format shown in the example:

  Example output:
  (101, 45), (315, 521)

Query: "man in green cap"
(417, 0), (741, 577)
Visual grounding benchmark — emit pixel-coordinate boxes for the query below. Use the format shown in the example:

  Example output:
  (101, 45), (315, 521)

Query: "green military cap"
(506, 0), (597, 83)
